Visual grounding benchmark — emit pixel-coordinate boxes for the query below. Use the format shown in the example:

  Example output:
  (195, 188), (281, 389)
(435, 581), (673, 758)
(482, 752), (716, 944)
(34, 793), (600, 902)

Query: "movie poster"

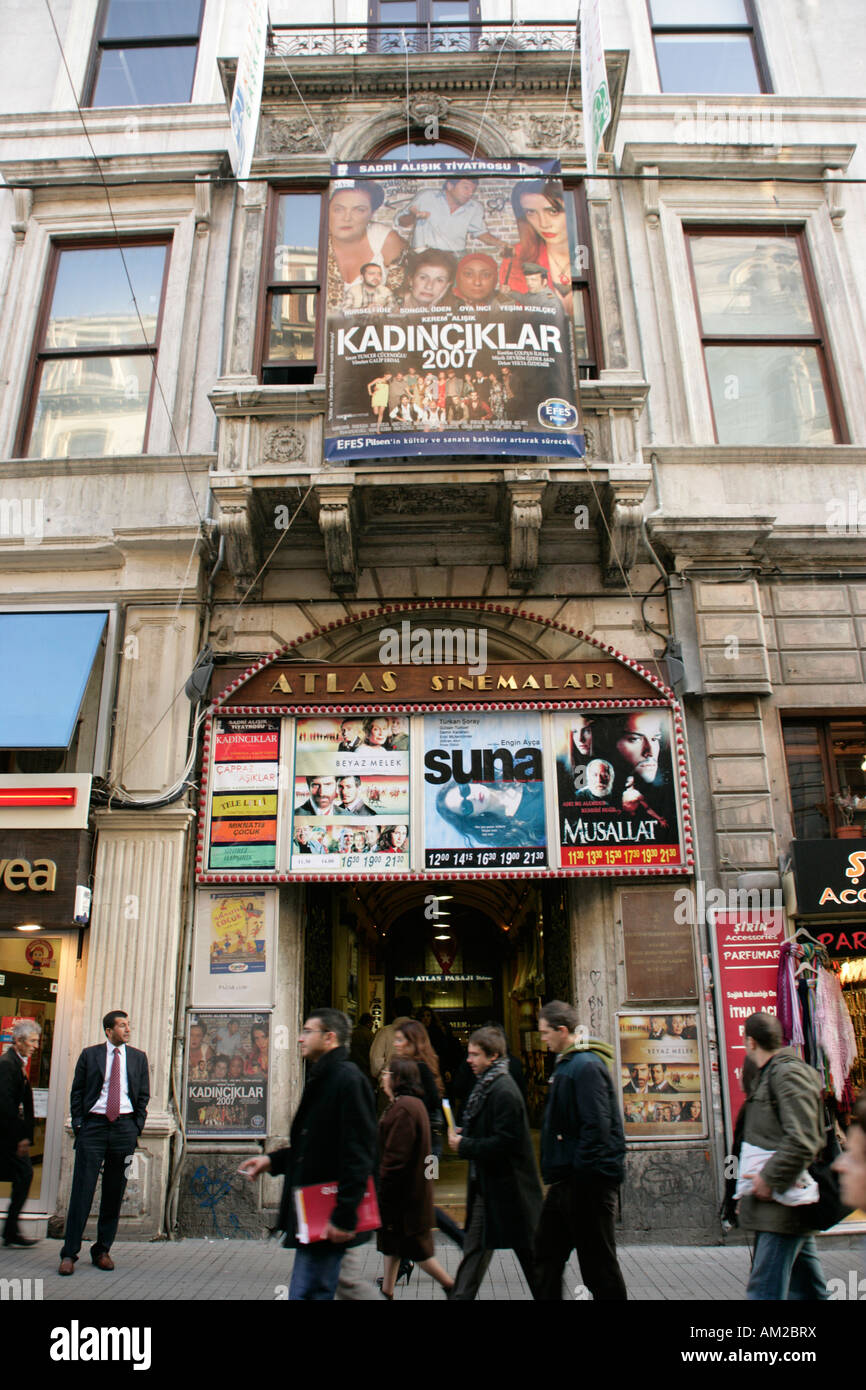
(325, 157), (584, 461)
(290, 715), (410, 872)
(185, 1011), (269, 1138)
(553, 708), (683, 870)
(191, 889), (276, 1008)
(208, 717), (281, 870)
(423, 711), (547, 870)
(618, 1012), (705, 1139)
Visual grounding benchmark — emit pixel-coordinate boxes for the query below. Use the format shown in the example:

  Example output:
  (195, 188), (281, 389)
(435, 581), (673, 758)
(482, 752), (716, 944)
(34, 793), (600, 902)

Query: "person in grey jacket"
(738, 1011), (828, 1300)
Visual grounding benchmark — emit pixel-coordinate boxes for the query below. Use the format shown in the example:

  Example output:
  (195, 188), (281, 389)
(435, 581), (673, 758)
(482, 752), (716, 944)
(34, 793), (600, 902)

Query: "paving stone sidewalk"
(1, 1237), (861, 1301)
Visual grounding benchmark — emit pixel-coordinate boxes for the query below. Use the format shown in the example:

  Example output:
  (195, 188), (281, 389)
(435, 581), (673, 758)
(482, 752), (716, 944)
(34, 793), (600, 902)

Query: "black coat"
(540, 1049), (626, 1185)
(0, 1046), (34, 1157)
(457, 1070), (542, 1249)
(270, 1045), (377, 1249)
(70, 1043), (150, 1137)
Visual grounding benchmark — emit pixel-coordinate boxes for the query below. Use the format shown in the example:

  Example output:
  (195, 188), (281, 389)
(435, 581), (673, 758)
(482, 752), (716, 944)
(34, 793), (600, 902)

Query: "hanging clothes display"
(775, 934), (857, 1103)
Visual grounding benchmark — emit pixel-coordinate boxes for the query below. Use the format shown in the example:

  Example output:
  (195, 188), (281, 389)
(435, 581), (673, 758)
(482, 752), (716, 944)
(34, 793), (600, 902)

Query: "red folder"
(293, 1175), (380, 1245)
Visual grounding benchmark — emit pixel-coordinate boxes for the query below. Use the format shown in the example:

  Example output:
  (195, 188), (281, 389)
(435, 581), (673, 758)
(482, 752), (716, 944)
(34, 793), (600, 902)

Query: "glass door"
(0, 936), (63, 1207)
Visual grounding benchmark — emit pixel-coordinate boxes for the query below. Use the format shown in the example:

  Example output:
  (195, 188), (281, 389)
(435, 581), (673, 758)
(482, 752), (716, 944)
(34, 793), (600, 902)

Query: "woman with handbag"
(376, 1057), (454, 1300)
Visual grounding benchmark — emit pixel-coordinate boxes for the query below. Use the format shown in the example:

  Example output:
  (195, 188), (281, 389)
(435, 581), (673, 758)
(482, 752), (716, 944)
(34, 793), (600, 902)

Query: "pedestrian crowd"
(2, 1003), (865, 1303)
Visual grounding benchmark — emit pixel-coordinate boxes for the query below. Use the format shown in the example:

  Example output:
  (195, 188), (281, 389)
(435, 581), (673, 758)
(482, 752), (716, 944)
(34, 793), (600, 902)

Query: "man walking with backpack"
(738, 1011), (829, 1300)
(534, 1001), (628, 1300)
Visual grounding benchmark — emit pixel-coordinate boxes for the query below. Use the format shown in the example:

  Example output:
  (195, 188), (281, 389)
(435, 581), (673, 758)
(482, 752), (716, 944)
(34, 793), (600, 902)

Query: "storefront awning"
(0, 612), (108, 748)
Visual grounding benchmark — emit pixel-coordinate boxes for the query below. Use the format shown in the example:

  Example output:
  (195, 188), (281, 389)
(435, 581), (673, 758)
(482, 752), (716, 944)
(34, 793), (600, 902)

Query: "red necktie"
(106, 1047), (121, 1122)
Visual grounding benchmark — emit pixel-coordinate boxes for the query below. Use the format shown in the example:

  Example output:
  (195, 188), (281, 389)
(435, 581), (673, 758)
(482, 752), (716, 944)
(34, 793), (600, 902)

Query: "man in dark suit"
(239, 1007), (376, 1300)
(0, 1019), (41, 1247)
(58, 1009), (149, 1275)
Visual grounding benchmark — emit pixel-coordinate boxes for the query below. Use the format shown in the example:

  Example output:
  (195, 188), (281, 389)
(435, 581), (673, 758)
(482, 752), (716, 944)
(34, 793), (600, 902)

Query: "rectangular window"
(686, 229), (845, 446)
(260, 191), (326, 386)
(648, 0), (768, 94)
(21, 240), (170, 459)
(87, 0), (204, 107)
(369, 1), (480, 53)
(565, 186), (602, 380)
(783, 718), (866, 839)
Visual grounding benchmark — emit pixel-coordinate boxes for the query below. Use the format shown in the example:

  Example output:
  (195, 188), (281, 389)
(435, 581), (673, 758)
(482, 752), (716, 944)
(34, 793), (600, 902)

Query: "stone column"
(53, 807), (194, 1240)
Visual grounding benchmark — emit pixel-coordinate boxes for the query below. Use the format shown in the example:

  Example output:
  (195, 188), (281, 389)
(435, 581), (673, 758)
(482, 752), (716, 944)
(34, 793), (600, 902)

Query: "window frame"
(83, 0), (205, 108)
(257, 188), (328, 387)
(782, 715), (866, 840)
(367, 0), (482, 54)
(568, 184), (602, 381)
(684, 224), (848, 446)
(17, 235), (173, 460)
(647, 0), (771, 95)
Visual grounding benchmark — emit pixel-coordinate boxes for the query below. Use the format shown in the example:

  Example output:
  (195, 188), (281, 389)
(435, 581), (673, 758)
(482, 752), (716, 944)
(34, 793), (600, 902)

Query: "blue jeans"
(747, 1232), (829, 1301)
(288, 1242), (346, 1301)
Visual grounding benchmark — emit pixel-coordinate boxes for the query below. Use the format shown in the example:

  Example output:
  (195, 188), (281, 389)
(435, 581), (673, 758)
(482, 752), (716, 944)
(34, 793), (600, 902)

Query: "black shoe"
(397, 1257), (414, 1284)
(3, 1234), (38, 1248)
(375, 1277), (394, 1301)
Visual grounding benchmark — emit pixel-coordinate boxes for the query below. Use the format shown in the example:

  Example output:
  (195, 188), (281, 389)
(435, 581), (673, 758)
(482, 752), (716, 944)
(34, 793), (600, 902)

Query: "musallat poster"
(325, 157), (584, 461)
(291, 715), (410, 872)
(618, 1012), (705, 1139)
(423, 711), (547, 870)
(553, 708), (684, 870)
(208, 716), (280, 870)
(185, 1011), (269, 1138)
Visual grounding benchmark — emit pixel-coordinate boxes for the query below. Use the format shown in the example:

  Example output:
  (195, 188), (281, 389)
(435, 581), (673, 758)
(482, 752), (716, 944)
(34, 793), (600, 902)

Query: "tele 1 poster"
(191, 889), (276, 1008)
(325, 157), (584, 461)
(185, 1011), (269, 1138)
(617, 1012), (705, 1139)
(553, 708), (684, 871)
(423, 711), (547, 870)
(291, 715), (410, 872)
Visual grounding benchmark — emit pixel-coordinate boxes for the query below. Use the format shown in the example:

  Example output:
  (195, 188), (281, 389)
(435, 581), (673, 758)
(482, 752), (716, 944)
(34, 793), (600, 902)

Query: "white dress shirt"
(89, 1041), (133, 1116)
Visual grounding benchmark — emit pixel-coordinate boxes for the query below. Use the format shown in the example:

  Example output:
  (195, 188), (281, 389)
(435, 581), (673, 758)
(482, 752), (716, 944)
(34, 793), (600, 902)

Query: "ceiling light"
(15, 923), (42, 932)
(435, 932), (451, 940)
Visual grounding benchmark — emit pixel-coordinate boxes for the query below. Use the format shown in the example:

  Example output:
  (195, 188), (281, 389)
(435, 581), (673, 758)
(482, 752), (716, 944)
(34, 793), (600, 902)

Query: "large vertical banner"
(325, 158), (584, 461)
(229, 0), (269, 180)
(553, 708), (683, 869)
(423, 712), (547, 869)
(291, 716), (410, 871)
(581, 0), (612, 175)
(713, 911), (783, 1133)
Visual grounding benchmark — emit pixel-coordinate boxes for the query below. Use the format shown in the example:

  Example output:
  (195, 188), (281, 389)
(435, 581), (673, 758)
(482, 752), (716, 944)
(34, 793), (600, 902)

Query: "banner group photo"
(324, 158), (585, 460)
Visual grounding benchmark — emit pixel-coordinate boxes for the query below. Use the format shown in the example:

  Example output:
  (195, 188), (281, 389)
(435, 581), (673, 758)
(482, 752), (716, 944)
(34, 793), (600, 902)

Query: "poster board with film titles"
(617, 1012), (706, 1140)
(191, 889), (277, 1009)
(184, 1011), (269, 1139)
(325, 158), (584, 461)
(201, 703), (687, 880)
(207, 717), (281, 871)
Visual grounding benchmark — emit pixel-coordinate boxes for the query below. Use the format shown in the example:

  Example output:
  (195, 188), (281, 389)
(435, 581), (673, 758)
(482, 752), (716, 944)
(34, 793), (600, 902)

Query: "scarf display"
(776, 936), (857, 1105)
(460, 1056), (509, 1133)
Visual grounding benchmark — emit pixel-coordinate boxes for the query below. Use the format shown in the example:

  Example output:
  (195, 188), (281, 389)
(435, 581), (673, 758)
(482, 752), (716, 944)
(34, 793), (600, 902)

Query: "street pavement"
(1, 1234), (862, 1301)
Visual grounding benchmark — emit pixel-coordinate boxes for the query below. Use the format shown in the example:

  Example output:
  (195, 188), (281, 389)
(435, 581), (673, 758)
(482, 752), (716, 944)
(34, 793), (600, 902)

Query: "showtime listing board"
(208, 717), (280, 870)
(553, 708), (684, 870)
(423, 711), (547, 870)
(325, 158), (584, 461)
(290, 714), (410, 872)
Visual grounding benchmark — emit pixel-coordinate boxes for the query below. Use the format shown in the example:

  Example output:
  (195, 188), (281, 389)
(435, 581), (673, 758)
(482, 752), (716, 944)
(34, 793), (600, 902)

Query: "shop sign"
(325, 159), (583, 462)
(791, 840), (866, 914)
(712, 911), (783, 1134)
(0, 829), (91, 928)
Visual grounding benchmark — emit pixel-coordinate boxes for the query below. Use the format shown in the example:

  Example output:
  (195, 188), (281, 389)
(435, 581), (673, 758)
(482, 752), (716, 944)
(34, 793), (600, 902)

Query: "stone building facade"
(1, 1), (864, 1248)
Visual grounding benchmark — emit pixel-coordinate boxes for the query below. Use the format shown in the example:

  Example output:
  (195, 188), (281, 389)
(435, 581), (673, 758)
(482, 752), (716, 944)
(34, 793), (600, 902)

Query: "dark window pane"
(572, 287), (589, 361)
(655, 35), (761, 92)
(783, 722), (830, 839)
(650, 0), (748, 24)
(274, 196), (322, 282)
(29, 354), (154, 458)
(91, 44), (197, 106)
(267, 293), (318, 361)
(690, 235), (813, 337)
(705, 345), (833, 445)
(47, 246), (167, 348)
(103, 0), (202, 39)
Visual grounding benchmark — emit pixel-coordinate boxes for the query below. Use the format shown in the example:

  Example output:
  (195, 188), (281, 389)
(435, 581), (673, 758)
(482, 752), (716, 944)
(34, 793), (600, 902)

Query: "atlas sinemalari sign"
(217, 661), (652, 707)
(0, 830), (91, 929)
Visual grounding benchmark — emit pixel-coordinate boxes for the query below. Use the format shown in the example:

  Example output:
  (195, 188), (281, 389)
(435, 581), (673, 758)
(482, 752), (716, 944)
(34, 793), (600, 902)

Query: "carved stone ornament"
(266, 114), (336, 155)
(583, 425), (596, 457)
(408, 93), (450, 124)
(375, 485), (489, 516)
(528, 115), (581, 150)
(599, 483), (648, 589)
(317, 487), (356, 594)
(263, 425), (306, 464)
(507, 481), (546, 587)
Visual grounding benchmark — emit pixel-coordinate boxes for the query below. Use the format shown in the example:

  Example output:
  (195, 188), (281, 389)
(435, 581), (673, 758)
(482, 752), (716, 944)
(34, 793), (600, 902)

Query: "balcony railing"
(269, 20), (579, 58)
